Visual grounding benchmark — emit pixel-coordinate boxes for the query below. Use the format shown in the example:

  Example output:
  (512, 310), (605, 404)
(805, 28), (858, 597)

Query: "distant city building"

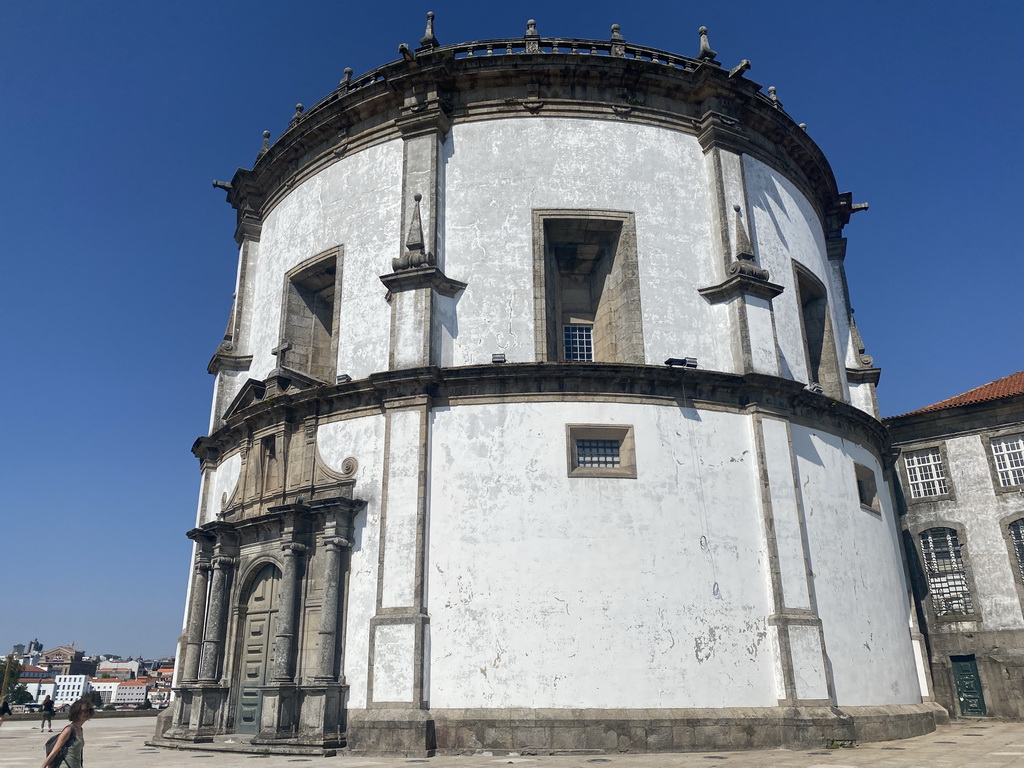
(40, 646), (95, 677)
(90, 678), (120, 705)
(888, 370), (1024, 719)
(53, 675), (89, 706)
(113, 678), (149, 707)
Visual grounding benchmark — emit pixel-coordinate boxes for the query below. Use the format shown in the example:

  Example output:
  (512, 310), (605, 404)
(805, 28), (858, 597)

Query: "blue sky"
(2, 1), (1021, 658)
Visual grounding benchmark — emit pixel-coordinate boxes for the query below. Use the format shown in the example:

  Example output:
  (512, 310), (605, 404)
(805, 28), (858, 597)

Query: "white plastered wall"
(442, 119), (732, 372)
(249, 142), (403, 382)
(426, 400), (776, 709)
(791, 425), (921, 705)
(317, 414), (387, 708)
(743, 156), (851, 394)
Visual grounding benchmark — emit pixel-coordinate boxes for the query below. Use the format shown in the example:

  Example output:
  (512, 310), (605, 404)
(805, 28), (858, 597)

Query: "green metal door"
(951, 655), (986, 717)
(236, 564), (280, 734)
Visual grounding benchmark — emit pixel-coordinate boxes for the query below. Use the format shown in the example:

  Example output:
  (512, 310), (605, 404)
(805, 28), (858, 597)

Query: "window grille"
(904, 447), (949, 498)
(576, 439), (620, 468)
(992, 435), (1024, 487)
(563, 324), (593, 361)
(920, 527), (973, 616)
(1010, 520), (1024, 583)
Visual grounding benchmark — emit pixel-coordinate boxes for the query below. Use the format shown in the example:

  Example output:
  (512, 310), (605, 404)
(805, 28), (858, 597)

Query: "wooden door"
(236, 564), (280, 734)
(951, 655), (987, 717)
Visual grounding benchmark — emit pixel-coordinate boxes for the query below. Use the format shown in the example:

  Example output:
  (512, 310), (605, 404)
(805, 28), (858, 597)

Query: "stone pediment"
(222, 367), (325, 420)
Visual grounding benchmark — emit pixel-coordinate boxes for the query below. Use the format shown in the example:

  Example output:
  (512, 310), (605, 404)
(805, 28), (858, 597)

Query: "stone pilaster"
(751, 412), (835, 706)
(697, 116), (783, 377)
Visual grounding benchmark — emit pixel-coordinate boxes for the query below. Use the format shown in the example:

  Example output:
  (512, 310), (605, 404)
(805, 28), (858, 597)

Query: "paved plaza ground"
(3, 716), (1024, 768)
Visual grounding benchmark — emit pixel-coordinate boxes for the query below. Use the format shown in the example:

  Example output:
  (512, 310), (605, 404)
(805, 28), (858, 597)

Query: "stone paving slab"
(3, 717), (1023, 768)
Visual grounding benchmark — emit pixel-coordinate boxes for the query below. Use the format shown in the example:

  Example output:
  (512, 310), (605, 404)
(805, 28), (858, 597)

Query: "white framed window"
(920, 527), (974, 616)
(904, 447), (949, 498)
(992, 434), (1024, 487)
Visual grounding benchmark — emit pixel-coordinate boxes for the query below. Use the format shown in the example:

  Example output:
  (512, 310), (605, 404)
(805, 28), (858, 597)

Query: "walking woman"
(40, 695), (54, 732)
(41, 697), (94, 768)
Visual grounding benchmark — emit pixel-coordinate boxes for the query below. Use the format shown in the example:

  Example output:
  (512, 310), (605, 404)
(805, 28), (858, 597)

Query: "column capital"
(323, 537), (352, 552)
(282, 542), (308, 556)
(211, 555), (237, 570)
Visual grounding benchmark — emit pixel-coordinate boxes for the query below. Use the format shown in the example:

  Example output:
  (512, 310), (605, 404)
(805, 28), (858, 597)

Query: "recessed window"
(1009, 519), (1024, 583)
(920, 527), (974, 616)
(794, 266), (841, 398)
(277, 248), (342, 383)
(904, 447), (949, 499)
(567, 424), (636, 478)
(854, 462), (879, 511)
(992, 435), (1024, 487)
(534, 211), (645, 364)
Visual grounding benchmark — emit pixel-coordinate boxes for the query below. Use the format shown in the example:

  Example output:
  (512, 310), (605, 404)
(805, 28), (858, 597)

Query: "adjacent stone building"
(887, 370), (1024, 719)
(163, 16), (938, 756)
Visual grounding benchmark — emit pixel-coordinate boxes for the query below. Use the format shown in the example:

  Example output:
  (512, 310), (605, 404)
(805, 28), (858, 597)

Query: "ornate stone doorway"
(236, 563), (281, 734)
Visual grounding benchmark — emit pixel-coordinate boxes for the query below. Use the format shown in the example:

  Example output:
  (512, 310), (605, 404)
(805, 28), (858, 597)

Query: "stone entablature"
(219, 27), (841, 234)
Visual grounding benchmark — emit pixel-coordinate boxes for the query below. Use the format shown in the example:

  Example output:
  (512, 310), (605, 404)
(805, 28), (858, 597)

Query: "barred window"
(1010, 519), (1024, 583)
(992, 435), (1024, 487)
(904, 447), (949, 498)
(577, 439), (620, 468)
(920, 527), (974, 616)
(563, 324), (593, 361)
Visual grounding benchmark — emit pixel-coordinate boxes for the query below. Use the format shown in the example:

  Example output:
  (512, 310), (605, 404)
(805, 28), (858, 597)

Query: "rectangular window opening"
(563, 324), (594, 361)
(904, 447), (950, 499)
(992, 435), (1024, 487)
(567, 424), (636, 478)
(855, 462), (879, 512)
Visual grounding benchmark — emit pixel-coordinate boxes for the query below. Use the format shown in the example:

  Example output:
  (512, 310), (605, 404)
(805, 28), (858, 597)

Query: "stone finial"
(610, 23), (625, 57)
(767, 86), (782, 108)
(290, 104), (304, 127)
(697, 25), (718, 63)
(733, 205), (754, 261)
(728, 204), (770, 281)
(393, 193), (436, 271)
(420, 11), (439, 48)
(256, 130), (271, 161)
(339, 67), (353, 91)
(525, 19), (540, 53)
(799, 123), (807, 131)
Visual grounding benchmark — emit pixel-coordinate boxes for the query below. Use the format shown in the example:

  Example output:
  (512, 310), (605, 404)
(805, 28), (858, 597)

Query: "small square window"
(566, 424), (636, 478)
(854, 462), (879, 512)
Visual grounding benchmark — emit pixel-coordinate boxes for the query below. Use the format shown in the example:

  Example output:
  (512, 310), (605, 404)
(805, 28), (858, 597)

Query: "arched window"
(1009, 519), (1024, 582)
(920, 527), (974, 616)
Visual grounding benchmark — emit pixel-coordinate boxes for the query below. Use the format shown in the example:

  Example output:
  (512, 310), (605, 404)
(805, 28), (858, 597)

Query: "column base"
(346, 708), (436, 756)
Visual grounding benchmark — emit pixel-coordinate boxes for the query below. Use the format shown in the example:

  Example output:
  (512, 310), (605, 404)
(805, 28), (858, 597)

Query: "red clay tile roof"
(893, 370), (1024, 418)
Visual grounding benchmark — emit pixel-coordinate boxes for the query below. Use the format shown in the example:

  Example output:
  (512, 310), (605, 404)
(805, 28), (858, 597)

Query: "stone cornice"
(195, 364), (891, 466)
(223, 37), (843, 232)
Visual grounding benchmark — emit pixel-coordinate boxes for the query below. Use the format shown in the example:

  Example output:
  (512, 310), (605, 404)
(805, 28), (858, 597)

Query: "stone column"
(198, 556), (234, 682)
(271, 542), (307, 682)
(313, 537), (349, 682)
(181, 561), (211, 682)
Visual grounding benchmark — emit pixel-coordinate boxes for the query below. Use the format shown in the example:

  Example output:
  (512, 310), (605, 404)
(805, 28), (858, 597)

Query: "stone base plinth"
(347, 704), (939, 756)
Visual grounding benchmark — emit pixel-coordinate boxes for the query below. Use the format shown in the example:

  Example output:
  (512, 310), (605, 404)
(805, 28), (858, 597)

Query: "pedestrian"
(41, 696), (94, 768)
(0, 696), (11, 727)
(40, 695), (54, 732)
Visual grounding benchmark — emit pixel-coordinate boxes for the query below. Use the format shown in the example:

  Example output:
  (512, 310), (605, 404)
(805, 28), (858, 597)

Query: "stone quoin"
(159, 14), (941, 756)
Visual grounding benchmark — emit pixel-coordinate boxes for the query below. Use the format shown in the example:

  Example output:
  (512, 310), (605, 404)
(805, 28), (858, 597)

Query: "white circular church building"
(163, 16), (938, 756)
